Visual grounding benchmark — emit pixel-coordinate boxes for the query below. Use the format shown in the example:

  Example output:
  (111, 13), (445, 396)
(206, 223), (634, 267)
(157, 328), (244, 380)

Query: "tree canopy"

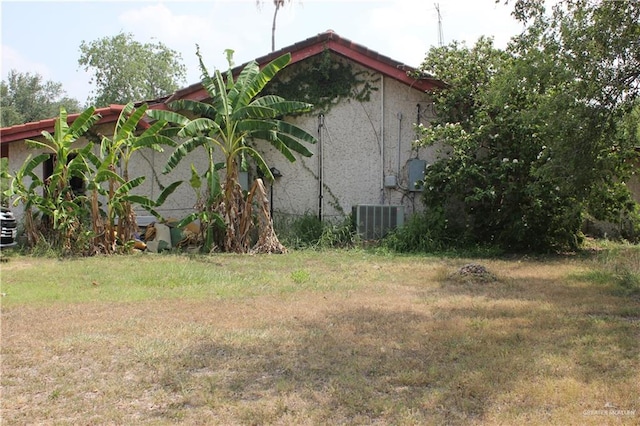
(412, 0), (640, 251)
(78, 32), (187, 107)
(0, 70), (81, 127)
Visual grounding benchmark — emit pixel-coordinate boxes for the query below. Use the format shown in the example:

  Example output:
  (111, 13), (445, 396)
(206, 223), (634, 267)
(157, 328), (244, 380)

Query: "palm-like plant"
(148, 48), (316, 253)
(96, 102), (180, 246)
(11, 105), (182, 255)
(11, 107), (100, 252)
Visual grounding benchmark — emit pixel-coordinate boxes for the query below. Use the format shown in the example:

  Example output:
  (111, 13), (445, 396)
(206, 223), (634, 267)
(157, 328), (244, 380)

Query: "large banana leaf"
(167, 99), (218, 119)
(274, 120), (317, 144)
(231, 60), (259, 106)
(154, 180), (182, 206)
(266, 100), (314, 116)
(164, 136), (216, 173)
(178, 117), (221, 138)
(25, 138), (54, 153)
(252, 132), (297, 162)
(94, 169), (123, 185)
(238, 119), (316, 148)
(140, 119), (169, 138)
(114, 103), (146, 142)
(232, 105), (277, 120)
(244, 148), (273, 180)
(240, 53), (291, 107)
(114, 176), (146, 197)
(17, 153), (50, 177)
(249, 97), (313, 116)
(53, 108), (69, 145)
(212, 69), (231, 120)
(272, 132), (315, 158)
(146, 109), (191, 127)
(133, 134), (177, 152)
(175, 212), (203, 229)
(67, 145), (94, 178)
(67, 106), (100, 139)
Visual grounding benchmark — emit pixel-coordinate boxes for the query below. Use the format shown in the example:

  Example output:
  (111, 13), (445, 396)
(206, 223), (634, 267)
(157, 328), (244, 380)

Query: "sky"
(0, 0), (525, 105)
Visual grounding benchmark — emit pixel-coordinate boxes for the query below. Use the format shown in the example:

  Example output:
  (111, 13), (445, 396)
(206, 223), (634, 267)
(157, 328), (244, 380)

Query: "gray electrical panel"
(408, 159), (426, 192)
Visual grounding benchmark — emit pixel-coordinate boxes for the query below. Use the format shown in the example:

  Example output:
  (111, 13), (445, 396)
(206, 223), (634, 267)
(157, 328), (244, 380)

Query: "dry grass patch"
(1, 249), (639, 424)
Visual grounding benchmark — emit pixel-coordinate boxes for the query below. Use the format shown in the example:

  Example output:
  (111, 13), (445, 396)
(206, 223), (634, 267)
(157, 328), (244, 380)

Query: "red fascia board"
(0, 104), (153, 145)
(321, 40), (441, 92)
(166, 42), (440, 103)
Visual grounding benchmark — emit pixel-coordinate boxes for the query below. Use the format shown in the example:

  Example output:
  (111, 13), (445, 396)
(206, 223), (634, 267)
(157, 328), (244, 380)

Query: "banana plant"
(11, 104), (181, 254)
(97, 102), (180, 246)
(11, 107), (101, 253)
(147, 48), (317, 252)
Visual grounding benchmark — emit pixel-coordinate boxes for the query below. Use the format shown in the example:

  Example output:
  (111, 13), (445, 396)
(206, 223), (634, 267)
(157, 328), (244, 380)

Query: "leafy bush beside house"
(412, 0), (640, 253)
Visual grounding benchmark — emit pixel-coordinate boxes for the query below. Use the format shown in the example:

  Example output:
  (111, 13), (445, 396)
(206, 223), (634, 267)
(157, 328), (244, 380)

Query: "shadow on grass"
(149, 274), (639, 424)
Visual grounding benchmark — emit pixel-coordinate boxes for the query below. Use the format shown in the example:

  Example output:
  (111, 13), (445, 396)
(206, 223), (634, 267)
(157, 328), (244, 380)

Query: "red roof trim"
(165, 30), (446, 104)
(0, 104), (150, 145)
(1, 31), (446, 145)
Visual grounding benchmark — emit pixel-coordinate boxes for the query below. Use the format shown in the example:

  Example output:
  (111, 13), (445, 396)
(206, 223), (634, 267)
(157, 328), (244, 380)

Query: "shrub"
(275, 213), (356, 249)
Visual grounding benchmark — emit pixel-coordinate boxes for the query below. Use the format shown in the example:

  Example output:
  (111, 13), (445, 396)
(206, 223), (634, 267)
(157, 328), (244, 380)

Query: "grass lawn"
(1, 246), (639, 425)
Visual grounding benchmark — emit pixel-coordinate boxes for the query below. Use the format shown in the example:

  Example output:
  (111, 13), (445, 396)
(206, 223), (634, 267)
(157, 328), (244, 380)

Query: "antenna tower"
(435, 3), (444, 47)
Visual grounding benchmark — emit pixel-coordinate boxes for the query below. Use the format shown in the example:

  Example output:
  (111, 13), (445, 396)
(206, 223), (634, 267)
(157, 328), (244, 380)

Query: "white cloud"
(1, 45), (51, 80)
(116, 2), (273, 84)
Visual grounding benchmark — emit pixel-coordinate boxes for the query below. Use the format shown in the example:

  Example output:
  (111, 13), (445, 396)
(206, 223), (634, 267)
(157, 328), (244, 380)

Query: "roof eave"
(0, 104), (136, 145)
(165, 30), (447, 104)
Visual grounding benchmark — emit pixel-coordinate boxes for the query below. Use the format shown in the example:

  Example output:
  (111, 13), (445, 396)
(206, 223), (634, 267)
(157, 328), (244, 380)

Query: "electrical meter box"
(408, 159), (426, 192)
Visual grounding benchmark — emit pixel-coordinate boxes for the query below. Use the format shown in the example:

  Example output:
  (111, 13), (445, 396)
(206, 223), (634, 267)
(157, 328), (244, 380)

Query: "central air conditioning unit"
(352, 205), (404, 240)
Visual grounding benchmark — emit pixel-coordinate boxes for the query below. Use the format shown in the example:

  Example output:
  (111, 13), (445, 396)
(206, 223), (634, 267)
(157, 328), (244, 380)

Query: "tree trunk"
(271, 1), (282, 51)
(250, 178), (286, 254)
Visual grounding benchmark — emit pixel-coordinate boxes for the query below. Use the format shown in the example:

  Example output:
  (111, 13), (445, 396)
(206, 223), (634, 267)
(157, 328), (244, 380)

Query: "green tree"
(0, 70), (81, 127)
(415, 38), (581, 251)
(148, 48), (316, 253)
(78, 32), (187, 107)
(412, 0), (640, 251)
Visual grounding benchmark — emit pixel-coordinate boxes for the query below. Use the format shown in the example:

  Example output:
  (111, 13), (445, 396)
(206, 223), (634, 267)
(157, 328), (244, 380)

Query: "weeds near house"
(2, 248), (639, 425)
(275, 213), (356, 249)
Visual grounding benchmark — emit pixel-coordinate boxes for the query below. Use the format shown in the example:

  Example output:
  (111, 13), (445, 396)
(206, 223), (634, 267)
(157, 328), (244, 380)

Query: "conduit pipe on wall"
(318, 114), (324, 221)
(397, 112), (403, 177)
(380, 75), (385, 204)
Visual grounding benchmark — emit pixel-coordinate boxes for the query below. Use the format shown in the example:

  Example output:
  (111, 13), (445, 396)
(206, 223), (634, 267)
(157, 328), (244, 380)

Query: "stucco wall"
(4, 55), (440, 227)
(260, 58), (439, 223)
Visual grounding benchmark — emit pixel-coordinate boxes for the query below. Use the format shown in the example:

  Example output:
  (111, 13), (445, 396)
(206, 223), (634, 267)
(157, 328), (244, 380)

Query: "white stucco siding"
(380, 77), (439, 215)
(4, 56), (441, 227)
(262, 61), (439, 222)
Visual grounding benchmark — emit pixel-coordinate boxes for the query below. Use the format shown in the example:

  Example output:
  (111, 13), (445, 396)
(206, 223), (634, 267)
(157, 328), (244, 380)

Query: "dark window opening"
(43, 153), (86, 196)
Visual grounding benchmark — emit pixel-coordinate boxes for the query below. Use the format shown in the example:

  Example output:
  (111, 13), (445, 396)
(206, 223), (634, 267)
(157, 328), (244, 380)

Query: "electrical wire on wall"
(317, 114), (324, 221)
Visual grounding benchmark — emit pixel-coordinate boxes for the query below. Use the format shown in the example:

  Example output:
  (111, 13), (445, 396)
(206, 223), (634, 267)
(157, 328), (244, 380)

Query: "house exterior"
(1, 31), (446, 234)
